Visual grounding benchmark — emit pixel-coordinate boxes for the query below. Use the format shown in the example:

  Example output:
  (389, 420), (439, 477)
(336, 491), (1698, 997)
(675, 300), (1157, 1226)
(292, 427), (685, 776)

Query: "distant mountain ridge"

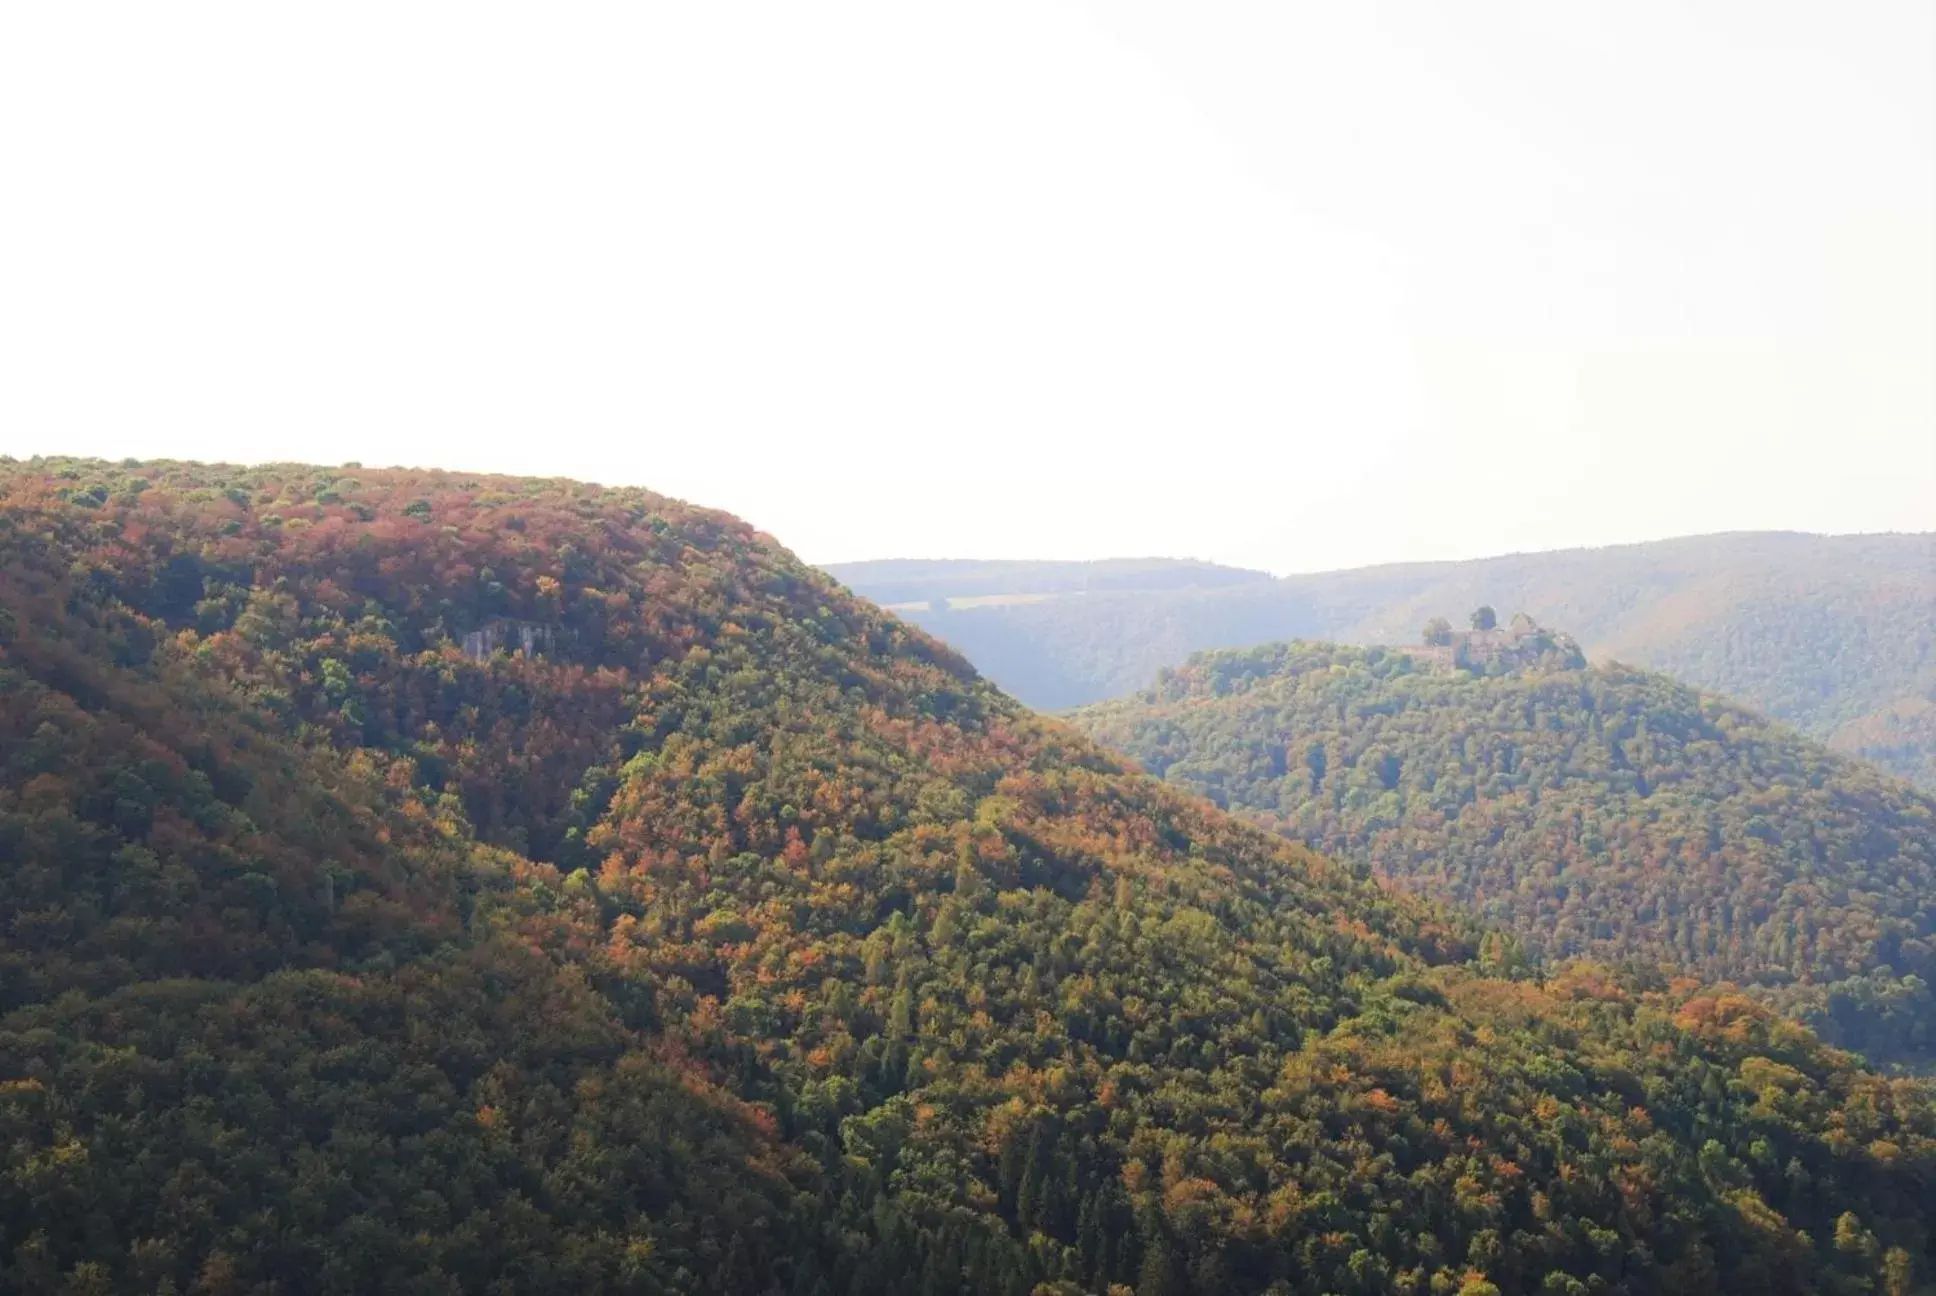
(826, 531), (1936, 787)
(829, 556), (1269, 608)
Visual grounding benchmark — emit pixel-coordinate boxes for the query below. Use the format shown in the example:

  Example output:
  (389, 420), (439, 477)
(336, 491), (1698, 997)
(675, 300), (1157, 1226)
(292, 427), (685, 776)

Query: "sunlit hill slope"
(1071, 636), (1936, 1071)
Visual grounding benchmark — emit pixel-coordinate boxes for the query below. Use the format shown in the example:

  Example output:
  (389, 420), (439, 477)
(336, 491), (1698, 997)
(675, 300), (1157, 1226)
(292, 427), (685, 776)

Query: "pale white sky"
(2, 2), (1931, 574)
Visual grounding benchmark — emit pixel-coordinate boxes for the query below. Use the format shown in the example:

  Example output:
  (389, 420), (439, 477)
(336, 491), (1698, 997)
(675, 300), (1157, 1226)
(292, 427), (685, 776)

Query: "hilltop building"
(1410, 610), (1585, 674)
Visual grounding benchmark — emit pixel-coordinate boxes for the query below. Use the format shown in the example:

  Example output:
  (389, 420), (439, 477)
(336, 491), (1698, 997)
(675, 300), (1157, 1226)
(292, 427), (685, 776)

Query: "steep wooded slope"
(2, 459), (1932, 1295)
(1071, 641), (1936, 1070)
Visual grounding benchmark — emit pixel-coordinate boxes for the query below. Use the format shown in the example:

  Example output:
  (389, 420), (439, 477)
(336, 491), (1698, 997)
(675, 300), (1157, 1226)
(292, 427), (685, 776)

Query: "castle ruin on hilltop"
(1409, 608), (1586, 674)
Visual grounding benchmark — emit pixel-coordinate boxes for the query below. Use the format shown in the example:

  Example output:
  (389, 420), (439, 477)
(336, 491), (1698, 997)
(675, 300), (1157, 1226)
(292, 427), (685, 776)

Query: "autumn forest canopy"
(0, 457), (1933, 1295)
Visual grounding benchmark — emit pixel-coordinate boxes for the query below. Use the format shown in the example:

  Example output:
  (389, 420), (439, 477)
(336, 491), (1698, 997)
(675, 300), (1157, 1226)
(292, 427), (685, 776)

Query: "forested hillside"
(3, 459), (1934, 1294)
(827, 534), (1936, 788)
(1071, 638), (1936, 1071)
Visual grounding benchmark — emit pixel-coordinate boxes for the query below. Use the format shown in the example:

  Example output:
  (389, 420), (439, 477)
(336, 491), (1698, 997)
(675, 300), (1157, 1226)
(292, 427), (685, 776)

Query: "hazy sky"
(3, 3), (1931, 574)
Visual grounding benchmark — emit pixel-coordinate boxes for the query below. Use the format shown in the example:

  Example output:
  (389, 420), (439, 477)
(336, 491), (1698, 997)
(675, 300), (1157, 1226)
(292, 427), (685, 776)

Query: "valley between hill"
(1, 459), (1931, 1294)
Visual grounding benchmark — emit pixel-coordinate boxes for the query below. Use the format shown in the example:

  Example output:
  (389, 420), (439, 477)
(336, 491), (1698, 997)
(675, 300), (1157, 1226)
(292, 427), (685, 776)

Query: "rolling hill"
(1069, 635), (1936, 1071)
(826, 533), (1936, 788)
(1, 459), (1932, 1294)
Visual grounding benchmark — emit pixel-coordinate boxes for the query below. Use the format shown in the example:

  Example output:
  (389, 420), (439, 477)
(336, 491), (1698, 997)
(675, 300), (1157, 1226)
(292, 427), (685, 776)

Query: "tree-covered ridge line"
(828, 534), (1936, 792)
(1, 457), (1933, 1294)
(1070, 634), (1936, 1073)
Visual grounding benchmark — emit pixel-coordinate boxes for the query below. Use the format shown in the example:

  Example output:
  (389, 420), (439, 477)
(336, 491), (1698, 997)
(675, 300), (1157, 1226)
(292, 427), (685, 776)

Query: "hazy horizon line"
(821, 526), (1936, 582)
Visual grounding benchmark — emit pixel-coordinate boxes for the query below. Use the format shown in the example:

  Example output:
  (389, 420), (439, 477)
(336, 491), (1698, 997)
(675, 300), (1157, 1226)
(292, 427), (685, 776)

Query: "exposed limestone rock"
(460, 620), (557, 661)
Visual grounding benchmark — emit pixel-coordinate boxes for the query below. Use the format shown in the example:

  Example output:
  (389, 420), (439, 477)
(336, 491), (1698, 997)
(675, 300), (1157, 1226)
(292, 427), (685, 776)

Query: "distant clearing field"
(885, 591), (1064, 611)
